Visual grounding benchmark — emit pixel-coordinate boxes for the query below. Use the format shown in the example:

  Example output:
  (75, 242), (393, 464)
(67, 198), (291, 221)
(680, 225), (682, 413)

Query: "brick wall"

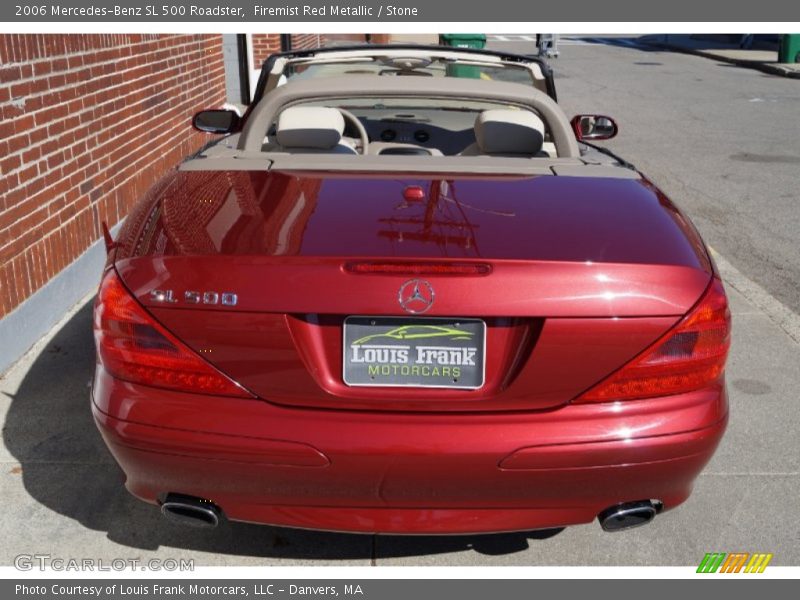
(251, 34), (283, 70)
(291, 34), (323, 51)
(250, 34), (331, 70)
(0, 34), (227, 318)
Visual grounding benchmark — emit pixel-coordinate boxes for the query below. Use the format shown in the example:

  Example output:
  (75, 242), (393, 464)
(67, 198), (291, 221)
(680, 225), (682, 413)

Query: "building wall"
(0, 34), (227, 318)
(221, 33), (244, 104)
(251, 34), (283, 70)
(250, 34), (343, 70)
(291, 34), (324, 52)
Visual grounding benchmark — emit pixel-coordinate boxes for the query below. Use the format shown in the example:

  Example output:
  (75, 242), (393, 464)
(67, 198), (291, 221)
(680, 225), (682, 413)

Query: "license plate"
(343, 316), (486, 389)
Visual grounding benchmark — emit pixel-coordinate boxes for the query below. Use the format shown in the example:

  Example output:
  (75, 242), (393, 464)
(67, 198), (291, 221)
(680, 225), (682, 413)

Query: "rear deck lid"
(113, 170), (710, 411)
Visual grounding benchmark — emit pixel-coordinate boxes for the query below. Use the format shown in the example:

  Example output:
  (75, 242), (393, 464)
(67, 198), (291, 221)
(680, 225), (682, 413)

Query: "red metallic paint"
(114, 171), (710, 269)
(92, 366), (726, 533)
(119, 258), (709, 318)
(92, 166), (730, 533)
(143, 309), (679, 412)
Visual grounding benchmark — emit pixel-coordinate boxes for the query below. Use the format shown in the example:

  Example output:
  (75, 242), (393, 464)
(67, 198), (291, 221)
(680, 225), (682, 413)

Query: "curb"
(0, 221), (122, 377)
(642, 40), (800, 79)
(710, 248), (800, 347)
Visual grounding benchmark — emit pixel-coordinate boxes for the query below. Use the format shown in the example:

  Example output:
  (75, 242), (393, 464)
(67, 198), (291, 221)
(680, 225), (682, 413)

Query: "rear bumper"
(92, 367), (727, 534)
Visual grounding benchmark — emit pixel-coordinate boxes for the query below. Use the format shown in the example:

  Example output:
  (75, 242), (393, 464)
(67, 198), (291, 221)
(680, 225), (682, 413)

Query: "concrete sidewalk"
(641, 34), (800, 79)
(0, 275), (798, 566)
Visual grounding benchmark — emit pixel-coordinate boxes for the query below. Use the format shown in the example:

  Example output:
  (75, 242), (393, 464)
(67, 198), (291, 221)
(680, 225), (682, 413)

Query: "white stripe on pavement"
(487, 35), (646, 49)
(486, 34), (537, 42)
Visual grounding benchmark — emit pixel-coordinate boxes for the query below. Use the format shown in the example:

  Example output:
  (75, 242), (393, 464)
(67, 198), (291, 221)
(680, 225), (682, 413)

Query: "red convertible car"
(92, 46), (730, 534)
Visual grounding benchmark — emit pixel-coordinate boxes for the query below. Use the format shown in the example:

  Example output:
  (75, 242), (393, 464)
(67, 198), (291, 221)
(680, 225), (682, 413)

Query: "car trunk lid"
(113, 170), (710, 411)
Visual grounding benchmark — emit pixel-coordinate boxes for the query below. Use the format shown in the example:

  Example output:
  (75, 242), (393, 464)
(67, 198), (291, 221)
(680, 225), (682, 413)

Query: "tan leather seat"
(274, 106), (358, 154)
(460, 109), (552, 157)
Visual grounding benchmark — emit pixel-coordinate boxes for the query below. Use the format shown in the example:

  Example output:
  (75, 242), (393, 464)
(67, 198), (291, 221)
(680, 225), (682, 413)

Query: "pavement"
(488, 33), (800, 78)
(640, 34), (800, 78)
(1, 35), (799, 567)
(640, 34), (800, 79)
(513, 35), (800, 320)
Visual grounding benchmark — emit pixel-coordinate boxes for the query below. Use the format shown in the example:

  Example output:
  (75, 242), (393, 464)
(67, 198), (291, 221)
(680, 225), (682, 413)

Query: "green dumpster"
(439, 33), (487, 79)
(778, 34), (800, 63)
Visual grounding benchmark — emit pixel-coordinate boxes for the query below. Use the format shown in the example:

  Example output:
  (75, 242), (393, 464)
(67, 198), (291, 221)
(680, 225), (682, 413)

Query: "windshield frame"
(281, 56), (538, 87)
(248, 44), (558, 108)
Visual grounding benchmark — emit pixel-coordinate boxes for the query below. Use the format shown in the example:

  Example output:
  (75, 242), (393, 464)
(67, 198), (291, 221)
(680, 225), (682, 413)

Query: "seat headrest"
(276, 107), (345, 149)
(474, 109), (545, 155)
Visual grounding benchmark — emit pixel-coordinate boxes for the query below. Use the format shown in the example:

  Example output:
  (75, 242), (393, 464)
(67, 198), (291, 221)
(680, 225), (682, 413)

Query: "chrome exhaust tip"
(598, 500), (662, 532)
(160, 493), (222, 528)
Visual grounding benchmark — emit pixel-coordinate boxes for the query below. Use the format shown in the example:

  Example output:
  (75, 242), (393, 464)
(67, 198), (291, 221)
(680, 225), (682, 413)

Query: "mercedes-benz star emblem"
(398, 279), (435, 314)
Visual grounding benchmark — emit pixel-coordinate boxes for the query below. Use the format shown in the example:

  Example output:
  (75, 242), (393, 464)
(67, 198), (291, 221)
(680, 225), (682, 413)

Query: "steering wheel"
(337, 108), (369, 155)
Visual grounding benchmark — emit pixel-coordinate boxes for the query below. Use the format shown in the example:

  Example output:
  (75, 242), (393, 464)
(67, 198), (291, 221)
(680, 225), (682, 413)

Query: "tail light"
(575, 278), (731, 403)
(93, 270), (252, 398)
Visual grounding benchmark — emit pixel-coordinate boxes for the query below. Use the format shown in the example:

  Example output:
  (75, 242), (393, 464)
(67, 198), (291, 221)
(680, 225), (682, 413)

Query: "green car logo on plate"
(352, 325), (474, 346)
(343, 317), (485, 389)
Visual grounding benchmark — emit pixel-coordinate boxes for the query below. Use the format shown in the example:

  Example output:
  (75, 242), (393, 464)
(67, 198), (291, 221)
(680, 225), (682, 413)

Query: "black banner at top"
(1, 0), (798, 22)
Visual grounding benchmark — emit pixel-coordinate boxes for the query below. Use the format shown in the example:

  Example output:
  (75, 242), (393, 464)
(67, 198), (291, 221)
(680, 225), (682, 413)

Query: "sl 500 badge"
(149, 289), (238, 306)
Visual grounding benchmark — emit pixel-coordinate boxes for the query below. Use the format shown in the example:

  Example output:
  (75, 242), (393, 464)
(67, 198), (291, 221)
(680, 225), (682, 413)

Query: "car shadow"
(3, 299), (564, 562)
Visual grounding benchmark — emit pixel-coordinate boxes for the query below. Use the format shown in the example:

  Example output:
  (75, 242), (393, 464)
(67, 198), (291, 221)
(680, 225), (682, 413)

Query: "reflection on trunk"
(378, 180), (486, 256)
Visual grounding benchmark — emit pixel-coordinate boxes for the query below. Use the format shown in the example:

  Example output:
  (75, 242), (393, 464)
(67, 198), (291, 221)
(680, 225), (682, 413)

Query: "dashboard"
(347, 109), (478, 156)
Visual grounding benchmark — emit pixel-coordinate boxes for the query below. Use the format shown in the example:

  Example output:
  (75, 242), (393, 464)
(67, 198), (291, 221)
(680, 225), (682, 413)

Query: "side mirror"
(570, 115), (618, 141)
(192, 109), (240, 134)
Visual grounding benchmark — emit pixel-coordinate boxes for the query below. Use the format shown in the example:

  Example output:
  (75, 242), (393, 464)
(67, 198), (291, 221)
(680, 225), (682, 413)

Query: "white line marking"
(701, 472), (800, 477)
(490, 34), (586, 44)
(487, 35), (645, 46)
(487, 34), (538, 42)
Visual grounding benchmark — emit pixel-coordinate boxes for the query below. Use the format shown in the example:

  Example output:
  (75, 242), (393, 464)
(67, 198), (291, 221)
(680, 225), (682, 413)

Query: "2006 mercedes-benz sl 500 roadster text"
(92, 46), (730, 534)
